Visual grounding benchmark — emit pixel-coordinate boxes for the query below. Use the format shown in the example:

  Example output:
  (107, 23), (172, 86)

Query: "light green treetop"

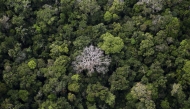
(98, 32), (124, 54)
(28, 60), (36, 69)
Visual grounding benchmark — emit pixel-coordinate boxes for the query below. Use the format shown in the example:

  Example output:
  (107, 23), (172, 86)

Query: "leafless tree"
(72, 45), (111, 75)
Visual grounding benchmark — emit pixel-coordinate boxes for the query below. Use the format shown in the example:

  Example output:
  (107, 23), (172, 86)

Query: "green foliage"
(11, 15), (24, 26)
(73, 35), (91, 50)
(108, 0), (125, 14)
(109, 66), (130, 91)
(87, 104), (97, 109)
(181, 61), (190, 85)
(78, 0), (100, 16)
(182, 97), (190, 109)
(104, 11), (112, 22)
(36, 4), (58, 25)
(133, 4), (144, 13)
(49, 41), (69, 58)
(48, 94), (57, 101)
(131, 82), (150, 101)
(129, 82), (156, 109)
(98, 32), (124, 54)
(183, 61), (190, 74)
(71, 74), (80, 81)
(105, 92), (115, 106)
(39, 98), (72, 109)
(86, 83), (115, 106)
(68, 93), (76, 102)
(18, 90), (29, 102)
(130, 38), (136, 44)
(0, 82), (7, 97)
(54, 55), (70, 67)
(161, 100), (170, 109)
(37, 59), (46, 68)
(68, 83), (80, 93)
(178, 39), (190, 57)
(112, 14), (120, 21)
(28, 60), (37, 69)
(0, 99), (14, 109)
(171, 83), (186, 104)
(122, 20), (136, 37)
(1, 0), (190, 108)
(166, 17), (180, 38)
(7, 43), (21, 59)
(5, 0), (31, 14)
(139, 33), (155, 56)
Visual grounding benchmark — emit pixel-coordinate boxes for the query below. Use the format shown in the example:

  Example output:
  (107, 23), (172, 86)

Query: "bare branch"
(72, 45), (111, 75)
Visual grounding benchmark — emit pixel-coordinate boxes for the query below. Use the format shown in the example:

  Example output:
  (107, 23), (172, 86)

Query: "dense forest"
(1, 0), (190, 109)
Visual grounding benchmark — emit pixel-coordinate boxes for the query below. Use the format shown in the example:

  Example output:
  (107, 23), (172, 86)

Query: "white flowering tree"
(72, 45), (111, 75)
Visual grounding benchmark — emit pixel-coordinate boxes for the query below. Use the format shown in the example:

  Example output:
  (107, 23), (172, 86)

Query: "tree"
(165, 17), (180, 38)
(49, 41), (69, 59)
(41, 55), (70, 95)
(137, 0), (164, 13)
(72, 45), (111, 75)
(68, 93), (76, 102)
(138, 33), (155, 57)
(108, 65), (130, 91)
(160, 99), (170, 109)
(28, 60), (37, 69)
(73, 35), (92, 50)
(77, 0), (100, 16)
(181, 60), (190, 86)
(34, 4), (58, 33)
(86, 82), (115, 106)
(0, 82), (7, 98)
(5, 0), (31, 15)
(0, 99), (14, 109)
(0, 15), (10, 29)
(121, 20), (136, 37)
(36, 4), (58, 25)
(71, 74), (80, 81)
(68, 82), (80, 93)
(98, 32), (124, 54)
(39, 97), (72, 109)
(127, 82), (156, 109)
(182, 61), (190, 75)
(171, 83), (186, 107)
(108, 0), (125, 14)
(177, 39), (190, 58)
(11, 15), (24, 26)
(104, 11), (112, 22)
(18, 90), (29, 102)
